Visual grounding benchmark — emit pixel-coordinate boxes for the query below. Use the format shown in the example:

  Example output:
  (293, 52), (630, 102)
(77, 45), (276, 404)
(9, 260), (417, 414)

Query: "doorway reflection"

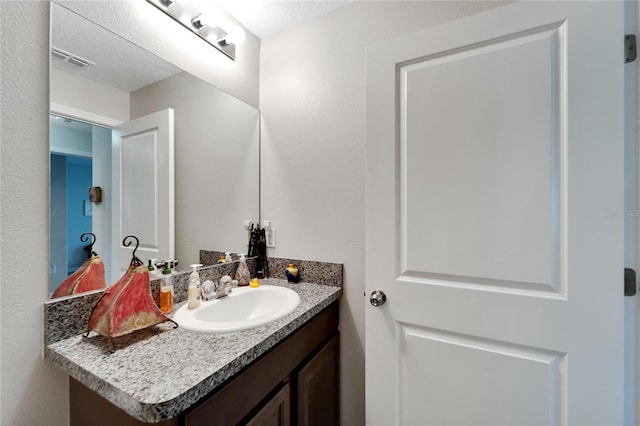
(49, 114), (112, 297)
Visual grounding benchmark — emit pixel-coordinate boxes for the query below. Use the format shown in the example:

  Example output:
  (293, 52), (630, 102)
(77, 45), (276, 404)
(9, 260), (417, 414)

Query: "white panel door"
(365, 2), (624, 425)
(112, 109), (174, 279)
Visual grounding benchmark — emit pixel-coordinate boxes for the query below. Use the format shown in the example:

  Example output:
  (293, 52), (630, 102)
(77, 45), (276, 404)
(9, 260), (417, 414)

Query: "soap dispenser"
(235, 253), (251, 286)
(188, 264), (203, 309)
(147, 259), (156, 275)
(160, 261), (174, 313)
(148, 258), (162, 278)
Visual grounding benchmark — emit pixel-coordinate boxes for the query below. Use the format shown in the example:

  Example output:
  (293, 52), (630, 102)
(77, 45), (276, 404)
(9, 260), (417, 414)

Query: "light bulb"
(167, 1), (200, 26)
(197, 25), (226, 43)
(224, 25), (246, 46)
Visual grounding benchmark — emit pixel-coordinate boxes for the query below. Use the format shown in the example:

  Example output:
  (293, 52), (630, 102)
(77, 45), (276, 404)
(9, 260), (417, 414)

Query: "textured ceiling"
(213, 0), (354, 38)
(51, 4), (182, 92)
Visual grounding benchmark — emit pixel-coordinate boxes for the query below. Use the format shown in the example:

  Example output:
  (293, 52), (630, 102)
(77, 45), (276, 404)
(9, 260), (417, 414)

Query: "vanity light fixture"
(146, 0), (245, 61)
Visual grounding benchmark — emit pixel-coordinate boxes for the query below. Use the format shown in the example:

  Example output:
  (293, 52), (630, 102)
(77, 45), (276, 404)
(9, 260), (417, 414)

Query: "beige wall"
(259, 2), (506, 424)
(0, 1), (259, 424)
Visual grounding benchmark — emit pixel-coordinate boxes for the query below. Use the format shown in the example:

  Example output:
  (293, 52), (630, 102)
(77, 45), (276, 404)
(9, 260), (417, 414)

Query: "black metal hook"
(81, 232), (97, 258)
(122, 235), (143, 267)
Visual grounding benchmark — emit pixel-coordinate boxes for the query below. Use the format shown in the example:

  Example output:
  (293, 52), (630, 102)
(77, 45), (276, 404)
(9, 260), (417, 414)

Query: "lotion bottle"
(188, 264), (202, 309)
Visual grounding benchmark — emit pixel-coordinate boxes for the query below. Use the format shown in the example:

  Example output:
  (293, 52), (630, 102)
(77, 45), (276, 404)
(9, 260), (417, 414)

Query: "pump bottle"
(188, 264), (203, 309)
(160, 261), (174, 313)
(235, 253), (251, 286)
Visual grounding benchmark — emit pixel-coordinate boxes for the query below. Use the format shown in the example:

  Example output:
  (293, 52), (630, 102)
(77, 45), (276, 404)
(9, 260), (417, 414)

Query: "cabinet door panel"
(297, 335), (339, 426)
(246, 384), (291, 426)
(184, 303), (339, 426)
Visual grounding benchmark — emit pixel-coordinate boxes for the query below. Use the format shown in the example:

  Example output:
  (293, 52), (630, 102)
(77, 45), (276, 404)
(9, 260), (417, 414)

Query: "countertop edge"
(151, 289), (342, 421)
(45, 283), (342, 423)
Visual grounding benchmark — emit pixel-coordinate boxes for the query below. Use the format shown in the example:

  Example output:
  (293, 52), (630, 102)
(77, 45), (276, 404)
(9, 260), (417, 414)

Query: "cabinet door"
(246, 383), (291, 426)
(297, 335), (339, 426)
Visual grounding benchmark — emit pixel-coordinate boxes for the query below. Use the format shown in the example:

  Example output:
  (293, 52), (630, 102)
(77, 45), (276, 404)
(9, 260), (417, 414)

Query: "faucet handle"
(215, 276), (233, 298)
(219, 275), (232, 287)
(201, 280), (216, 301)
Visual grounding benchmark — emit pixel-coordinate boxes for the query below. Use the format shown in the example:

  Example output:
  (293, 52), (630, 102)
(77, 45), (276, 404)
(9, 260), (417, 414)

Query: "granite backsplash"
(44, 255), (342, 345)
(199, 251), (343, 287)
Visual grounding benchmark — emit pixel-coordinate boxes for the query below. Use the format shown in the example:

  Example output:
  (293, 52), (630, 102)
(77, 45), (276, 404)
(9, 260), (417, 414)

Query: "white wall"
(130, 72), (260, 267)
(50, 67), (130, 123)
(0, 1), (260, 425)
(259, 2), (506, 425)
(0, 2), (71, 425)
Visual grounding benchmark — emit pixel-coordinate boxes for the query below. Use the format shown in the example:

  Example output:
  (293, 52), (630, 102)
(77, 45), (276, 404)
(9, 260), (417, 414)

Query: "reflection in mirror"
(49, 4), (260, 298)
(49, 115), (111, 292)
(50, 232), (108, 298)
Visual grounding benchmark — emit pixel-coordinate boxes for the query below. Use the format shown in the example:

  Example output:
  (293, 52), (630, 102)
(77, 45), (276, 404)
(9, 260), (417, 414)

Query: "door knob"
(369, 290), (387, 307)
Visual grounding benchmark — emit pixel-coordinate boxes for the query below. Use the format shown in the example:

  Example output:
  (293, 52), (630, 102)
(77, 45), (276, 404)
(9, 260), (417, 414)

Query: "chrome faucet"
(199, 276), (233, 301)
(214, 275), (233, 299)
(200, 280), (216, 301)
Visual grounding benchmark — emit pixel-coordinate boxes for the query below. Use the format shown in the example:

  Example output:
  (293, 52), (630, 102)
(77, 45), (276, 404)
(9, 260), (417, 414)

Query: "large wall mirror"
(49, 3), (260, 298)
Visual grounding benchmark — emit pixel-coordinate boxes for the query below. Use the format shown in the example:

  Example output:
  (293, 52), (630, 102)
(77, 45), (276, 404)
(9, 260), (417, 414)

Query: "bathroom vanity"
(45, 278), (342, 425)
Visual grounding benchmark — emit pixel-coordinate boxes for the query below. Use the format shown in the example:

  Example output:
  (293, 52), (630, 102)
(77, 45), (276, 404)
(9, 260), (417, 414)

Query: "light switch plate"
(266, 227), (276, 248)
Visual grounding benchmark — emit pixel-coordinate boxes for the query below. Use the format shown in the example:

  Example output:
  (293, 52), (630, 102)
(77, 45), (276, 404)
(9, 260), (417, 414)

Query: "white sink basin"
(173, 285), (301, 333)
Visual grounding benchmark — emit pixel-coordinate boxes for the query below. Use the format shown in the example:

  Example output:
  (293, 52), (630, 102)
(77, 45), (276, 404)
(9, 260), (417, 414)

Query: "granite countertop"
(45, 279), (342, 423)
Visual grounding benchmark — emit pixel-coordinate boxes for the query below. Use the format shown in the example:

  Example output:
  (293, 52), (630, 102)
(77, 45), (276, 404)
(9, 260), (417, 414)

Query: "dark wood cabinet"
(296, 335), (339, 426)
(70, 302), (339, 426)
(245, 383), (291, 426)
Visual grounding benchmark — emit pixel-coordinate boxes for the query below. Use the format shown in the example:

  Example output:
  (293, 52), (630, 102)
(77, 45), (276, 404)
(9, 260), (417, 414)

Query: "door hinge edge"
(625, 34), (636, 63)
(625, 268), (636, 296)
